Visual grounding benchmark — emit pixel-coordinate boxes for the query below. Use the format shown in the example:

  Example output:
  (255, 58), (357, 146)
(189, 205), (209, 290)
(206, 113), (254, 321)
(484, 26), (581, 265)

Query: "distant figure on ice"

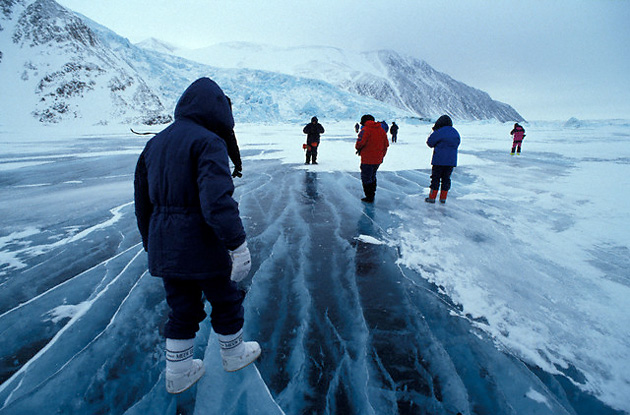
(355, 114), (389, 203)
(303, 116), (325, 164)
(134, 77), (261, 394)
(510, 123), (526, 155)
(425, 115), (460, 204)
(390, 121), (399, 143)
(355, 122), (360, 133)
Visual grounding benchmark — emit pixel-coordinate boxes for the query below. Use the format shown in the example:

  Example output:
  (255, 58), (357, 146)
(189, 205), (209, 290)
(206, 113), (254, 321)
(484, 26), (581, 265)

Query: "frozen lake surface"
(0, 120), (629, 414)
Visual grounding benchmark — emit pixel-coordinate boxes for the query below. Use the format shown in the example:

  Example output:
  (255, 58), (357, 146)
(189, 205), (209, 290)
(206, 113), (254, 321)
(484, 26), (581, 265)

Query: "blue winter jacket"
(427, 126), (461, 167)
(134, 78), (246, 279)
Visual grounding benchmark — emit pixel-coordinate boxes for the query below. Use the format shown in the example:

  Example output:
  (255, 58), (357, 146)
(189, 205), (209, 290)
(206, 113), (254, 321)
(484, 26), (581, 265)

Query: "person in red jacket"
(355, 114), (389, 203)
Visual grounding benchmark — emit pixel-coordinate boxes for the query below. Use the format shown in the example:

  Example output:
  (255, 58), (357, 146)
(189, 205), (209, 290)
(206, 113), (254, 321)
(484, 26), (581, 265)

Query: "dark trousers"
(162, 276), (244, 339)
(306, 145), (318, 163)
(360, 163), (380, 185)
(430, 165), (454, 191)
(511, 140), (522, 153)
(360, 163), (380, 200)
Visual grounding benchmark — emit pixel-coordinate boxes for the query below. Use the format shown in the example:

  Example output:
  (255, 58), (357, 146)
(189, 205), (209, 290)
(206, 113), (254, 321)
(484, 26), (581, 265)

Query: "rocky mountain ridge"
(0, 0), (523, 126)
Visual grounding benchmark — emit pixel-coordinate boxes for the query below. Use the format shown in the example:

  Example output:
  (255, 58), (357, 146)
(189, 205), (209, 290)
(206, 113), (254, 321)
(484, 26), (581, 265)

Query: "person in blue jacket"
(425, 115), (460, 203)
(134, 78), (260, 394)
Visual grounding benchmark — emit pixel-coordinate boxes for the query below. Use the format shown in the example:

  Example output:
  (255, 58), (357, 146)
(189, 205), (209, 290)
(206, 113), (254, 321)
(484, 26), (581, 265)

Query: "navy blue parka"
(427, 115), (461, 167)
(134, 78), (246, 280)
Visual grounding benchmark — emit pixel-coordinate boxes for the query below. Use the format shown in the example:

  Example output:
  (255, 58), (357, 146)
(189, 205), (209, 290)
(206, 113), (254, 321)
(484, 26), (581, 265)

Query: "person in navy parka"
(134, 78), (260, 394)
(425, 115), (461, 203)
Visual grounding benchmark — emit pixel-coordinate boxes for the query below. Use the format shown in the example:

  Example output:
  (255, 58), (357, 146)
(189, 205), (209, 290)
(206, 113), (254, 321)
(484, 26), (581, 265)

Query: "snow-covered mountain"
(135, 37), (179, 55)
(155, 41), (525, 122)
(0, 0), (523, 127)
(0, 0), (409, 126)
(89, 21), (406, 125)
(0, 0), (169, 126)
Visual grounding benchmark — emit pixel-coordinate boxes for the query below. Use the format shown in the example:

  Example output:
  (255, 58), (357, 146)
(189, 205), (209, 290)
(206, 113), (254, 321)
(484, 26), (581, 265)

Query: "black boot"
(361, 183), (374, 203)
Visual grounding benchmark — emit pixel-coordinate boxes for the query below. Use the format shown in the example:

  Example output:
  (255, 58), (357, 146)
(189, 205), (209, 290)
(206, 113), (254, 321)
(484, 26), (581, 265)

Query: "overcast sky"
(56, 0), (630, 121)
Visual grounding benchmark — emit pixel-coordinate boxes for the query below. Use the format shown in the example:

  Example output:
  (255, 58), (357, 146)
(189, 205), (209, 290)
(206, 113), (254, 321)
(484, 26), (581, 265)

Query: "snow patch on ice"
(45, 302), (90, 324)
(354, 235), (386, 245)
(0, 228), (40, 274)
(525, 388), (552, 409)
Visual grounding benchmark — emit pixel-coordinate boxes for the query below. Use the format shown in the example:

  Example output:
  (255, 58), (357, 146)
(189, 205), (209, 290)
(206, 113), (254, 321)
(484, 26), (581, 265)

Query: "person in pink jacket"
(510, 123), (526, 155)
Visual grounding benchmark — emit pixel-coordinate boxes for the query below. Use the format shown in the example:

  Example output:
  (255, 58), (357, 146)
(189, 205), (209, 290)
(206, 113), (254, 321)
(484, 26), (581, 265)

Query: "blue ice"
(0, 130), (626, 415)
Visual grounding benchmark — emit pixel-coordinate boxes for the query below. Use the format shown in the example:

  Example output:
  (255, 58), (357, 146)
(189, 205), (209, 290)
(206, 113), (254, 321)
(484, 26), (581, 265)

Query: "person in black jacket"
(134, 78), (260, 394)
(222, 97), (243, 178)
(303, 116), (325, 164)
(225, 128), (243, 177)
(390, 122), (399, 143)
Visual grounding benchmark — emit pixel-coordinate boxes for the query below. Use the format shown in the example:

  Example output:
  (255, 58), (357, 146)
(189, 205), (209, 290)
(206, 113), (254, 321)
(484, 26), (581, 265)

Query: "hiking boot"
(425, 189), (438, 203)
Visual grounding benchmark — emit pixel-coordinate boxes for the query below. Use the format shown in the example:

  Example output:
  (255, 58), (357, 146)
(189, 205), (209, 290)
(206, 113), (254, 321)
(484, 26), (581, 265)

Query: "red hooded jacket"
(355, 120), (389, 164)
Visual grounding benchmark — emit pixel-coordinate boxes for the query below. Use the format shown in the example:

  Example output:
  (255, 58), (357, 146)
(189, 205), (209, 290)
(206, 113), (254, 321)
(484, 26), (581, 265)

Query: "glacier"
(169, 42), (523, 122)
(1, 0), (523, 127)
(0, 120), (628, 414)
